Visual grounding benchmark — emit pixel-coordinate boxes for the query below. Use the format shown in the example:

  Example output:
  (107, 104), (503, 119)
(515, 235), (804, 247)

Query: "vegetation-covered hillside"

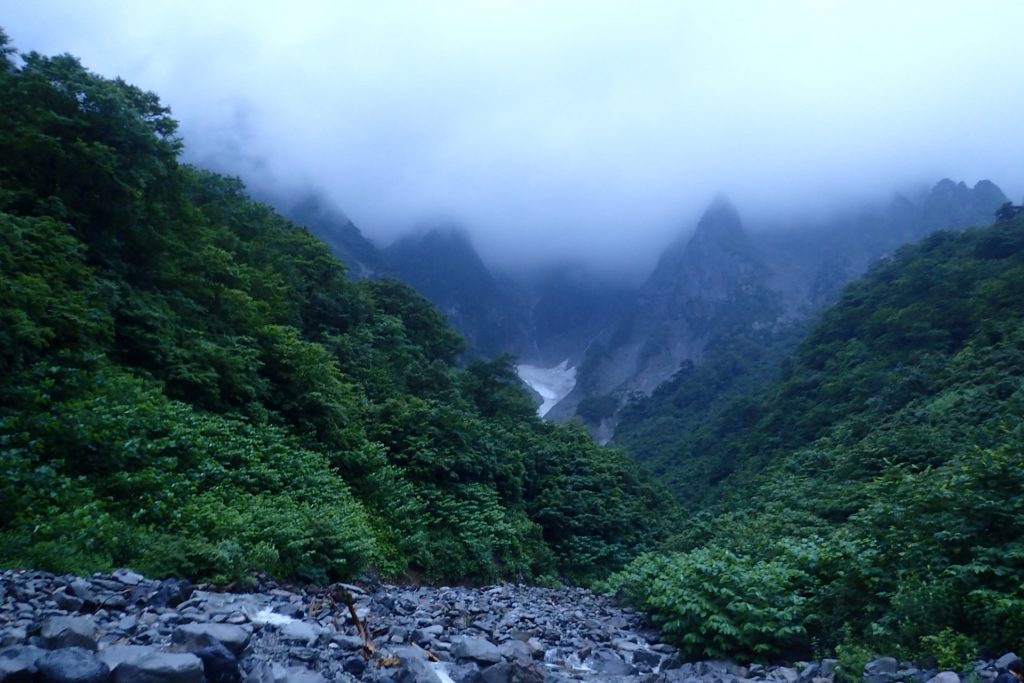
(607, 213), (1024, 663)
(0, 31), (681, 586)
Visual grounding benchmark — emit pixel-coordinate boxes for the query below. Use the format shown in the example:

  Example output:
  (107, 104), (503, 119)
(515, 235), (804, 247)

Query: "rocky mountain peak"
(689, 196), (746, 254)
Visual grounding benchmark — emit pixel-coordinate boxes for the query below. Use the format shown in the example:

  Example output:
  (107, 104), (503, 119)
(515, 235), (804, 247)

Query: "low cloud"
(5, 1), (1024, 275)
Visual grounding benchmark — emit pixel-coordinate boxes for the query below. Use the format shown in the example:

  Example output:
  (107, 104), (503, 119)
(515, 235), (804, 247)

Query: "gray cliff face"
(548, 199), (780, 430)
(555, 179), (1007, 440)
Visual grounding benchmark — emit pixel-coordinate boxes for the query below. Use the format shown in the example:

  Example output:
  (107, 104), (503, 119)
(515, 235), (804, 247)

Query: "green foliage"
(0, 32), (681, 587)
(611, 215), (1024, 660)
(919, 629), (978, 672)
(605, 547), (810, 661)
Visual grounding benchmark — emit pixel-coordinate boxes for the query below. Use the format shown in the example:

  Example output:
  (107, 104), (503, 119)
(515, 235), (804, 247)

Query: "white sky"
(4, 1), (1023, 274)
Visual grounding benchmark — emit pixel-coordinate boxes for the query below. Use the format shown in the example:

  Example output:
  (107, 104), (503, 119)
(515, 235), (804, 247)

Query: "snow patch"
(517, 360), (576, 417)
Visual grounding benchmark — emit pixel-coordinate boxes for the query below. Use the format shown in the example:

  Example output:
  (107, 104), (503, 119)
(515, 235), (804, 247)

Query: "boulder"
(0, 644), (47, 683)
(926, 673), (961, 683)
(96, 645), (155, 672)
(866, 658), (900, 676)
(996, 654), (1020, 670)
(39, 617), (99, 651)
(112, 651), (204, 683)
(276, 621), (320, 646)
(450, 637), (502, 665)
(35, 647), (111, 683)
(171, 623), (250, 656)
(192, 642), (241, 683)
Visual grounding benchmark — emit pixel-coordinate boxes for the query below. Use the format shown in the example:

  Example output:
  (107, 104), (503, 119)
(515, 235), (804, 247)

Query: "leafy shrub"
(606, 547), (810, 661)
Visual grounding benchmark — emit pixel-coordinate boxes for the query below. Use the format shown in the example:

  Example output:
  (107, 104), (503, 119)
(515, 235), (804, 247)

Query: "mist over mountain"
(305, 177), (1007, 439)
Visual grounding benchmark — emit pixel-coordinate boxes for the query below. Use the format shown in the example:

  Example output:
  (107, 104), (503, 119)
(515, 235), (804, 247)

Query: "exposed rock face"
(548, 198), (780, 438)
(554, 179), (1008, 439)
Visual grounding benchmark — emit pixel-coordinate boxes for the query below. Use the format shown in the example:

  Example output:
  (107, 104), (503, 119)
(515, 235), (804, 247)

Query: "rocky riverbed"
(0, 569), (1017, 683)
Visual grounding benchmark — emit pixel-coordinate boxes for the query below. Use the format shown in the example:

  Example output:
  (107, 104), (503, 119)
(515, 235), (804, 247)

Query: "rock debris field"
(0, 569), (1018, 683)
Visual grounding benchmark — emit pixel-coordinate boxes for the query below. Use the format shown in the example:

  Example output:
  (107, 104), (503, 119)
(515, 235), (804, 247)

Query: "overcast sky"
(4, 1), (1024, 274)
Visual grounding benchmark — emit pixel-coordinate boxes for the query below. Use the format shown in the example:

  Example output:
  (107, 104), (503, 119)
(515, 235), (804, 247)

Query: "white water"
(517, 360), (577, 417)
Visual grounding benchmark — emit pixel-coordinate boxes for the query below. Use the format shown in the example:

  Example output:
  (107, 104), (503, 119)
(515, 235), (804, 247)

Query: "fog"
(5, 1), (1024, 275)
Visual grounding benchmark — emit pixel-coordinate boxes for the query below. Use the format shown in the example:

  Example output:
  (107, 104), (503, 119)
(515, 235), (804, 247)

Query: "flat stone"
(927, 673), (961, 683)
(277, 621), (320, 645)
(111, 570), (145, 587)
(996, 654), (1020, 670)
(331, 635), (364, 651)
(450, 636), (503, 665)
(113, 651), (204, 683)
(39, 616), (99, 651)
(171, 623), (250, 656)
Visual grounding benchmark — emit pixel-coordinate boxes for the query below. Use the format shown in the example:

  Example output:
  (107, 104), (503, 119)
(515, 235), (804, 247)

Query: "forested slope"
(0, 32), (681, 586)
(607, 214), (1024, 663)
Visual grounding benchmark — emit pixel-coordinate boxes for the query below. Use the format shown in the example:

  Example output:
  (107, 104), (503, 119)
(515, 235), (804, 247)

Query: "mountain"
(0, 33), (682, 587)
(546, 199), (781, 438)
(382, 226), (530, 358)
(556, 180), (1007, 439)
(607, 210), (1024, 662)
(276, 192), (387, 280)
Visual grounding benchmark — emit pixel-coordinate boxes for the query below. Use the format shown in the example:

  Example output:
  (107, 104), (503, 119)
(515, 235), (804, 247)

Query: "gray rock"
(482, 659), (544, 683)
(96, 645), (155, 672)
(280, 667), (325, 683)
(39, 616), (99, 651)
(497, 640), (531, 662)
(54, 590), (85, 613)
(450, 637), (502, 665)
(35, 647), (111, 683)
(192, 642), (241, 683)
(996, 654), (1020, 670)
(394, 656), (442, 683)
(412, 625), (445, 643)
(633, 648), (661, 668)
(773, 666), (800, 683)
(0, 644), (47, 682)
(926, 673), (961, 683)
(69, 580), (97, 603)
(866, 658), (900, 676)
(172, 623), (250, 656)
(276, 622), (320, 646)
(242, 661), (287, 683)
(588, 650), (636, 676)
(111, 570), (145, 587)
(113, 652), (204, 683)
(331, 635), (364, 651)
